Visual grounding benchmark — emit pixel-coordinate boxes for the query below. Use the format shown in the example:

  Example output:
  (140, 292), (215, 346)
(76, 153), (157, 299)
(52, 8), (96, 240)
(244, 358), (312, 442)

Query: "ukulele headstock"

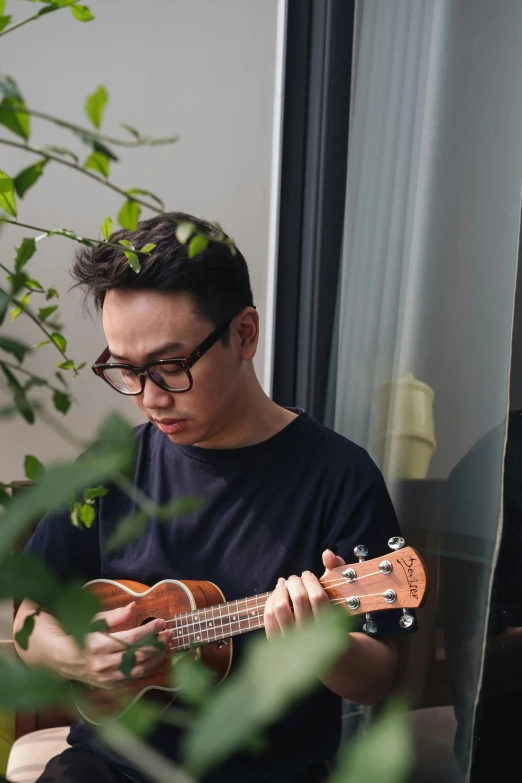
(322, 538), (427, 634)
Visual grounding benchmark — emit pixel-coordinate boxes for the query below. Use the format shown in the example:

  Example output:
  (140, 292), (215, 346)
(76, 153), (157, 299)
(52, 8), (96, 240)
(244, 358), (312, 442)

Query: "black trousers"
(35, 748), (135, 783)
(35, 746), (329, 783)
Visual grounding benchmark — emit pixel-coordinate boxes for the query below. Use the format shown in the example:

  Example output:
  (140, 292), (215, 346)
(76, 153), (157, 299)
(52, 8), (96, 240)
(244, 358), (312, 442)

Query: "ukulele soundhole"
(140, 616), (158, 625)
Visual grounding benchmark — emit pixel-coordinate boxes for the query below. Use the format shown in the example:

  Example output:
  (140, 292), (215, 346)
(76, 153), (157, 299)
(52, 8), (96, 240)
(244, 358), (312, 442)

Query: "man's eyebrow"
(110, 341), (186, 362)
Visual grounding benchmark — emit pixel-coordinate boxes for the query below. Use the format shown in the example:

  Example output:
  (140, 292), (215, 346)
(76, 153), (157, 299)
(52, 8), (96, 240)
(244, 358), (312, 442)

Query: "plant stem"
(0, 361), (68, 397)
(0, 105), (178, 148)
(0, 285), (70, 364)
(0, 8), (62, 38)
(0, 262), (45, 292)
(0, 138), (162, 214)
(2, 219), (155, 255)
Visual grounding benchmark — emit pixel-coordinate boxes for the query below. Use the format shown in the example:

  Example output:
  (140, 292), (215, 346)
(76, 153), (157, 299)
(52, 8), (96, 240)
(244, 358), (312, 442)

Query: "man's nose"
(141, 375), (173, 408)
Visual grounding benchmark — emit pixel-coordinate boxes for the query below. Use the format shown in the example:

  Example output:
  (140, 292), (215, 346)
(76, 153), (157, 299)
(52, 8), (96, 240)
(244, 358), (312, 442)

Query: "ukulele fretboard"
(166, 593), (271, 650)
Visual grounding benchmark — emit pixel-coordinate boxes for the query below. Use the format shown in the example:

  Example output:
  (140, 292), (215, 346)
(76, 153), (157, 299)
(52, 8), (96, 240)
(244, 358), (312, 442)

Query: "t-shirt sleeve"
(322, 468), (416, 638)
(23, 506), (101, 587)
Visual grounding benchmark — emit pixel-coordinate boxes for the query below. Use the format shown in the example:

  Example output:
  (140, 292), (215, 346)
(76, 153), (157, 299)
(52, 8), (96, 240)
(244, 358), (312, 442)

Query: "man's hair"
(71, 212), (254, 329)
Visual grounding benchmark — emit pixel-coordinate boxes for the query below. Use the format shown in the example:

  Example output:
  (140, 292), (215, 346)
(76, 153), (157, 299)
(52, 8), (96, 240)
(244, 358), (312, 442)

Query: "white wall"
(0, 0), (278, 480)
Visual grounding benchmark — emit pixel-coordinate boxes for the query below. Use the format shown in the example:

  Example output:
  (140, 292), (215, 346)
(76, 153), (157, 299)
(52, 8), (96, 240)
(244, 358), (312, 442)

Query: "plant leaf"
(15, 237), (36, 272)
(0, 15), (12, 32)
(188, 234), (209, 259)
(24, 454), (45, 481)
(0, 415), (135, 554)
(14, 608), (41, 651)
(182, 610), (350, 775)
(123, 250), (140, 273)
(0, 170), (17, 217)
(73, 130), (118, 161)
(50, 332), (66, 353)
(83, 150), (110, 178)
(118, 200), (140, 231)
(83, 485), (108, 501)
(46, 286), (59, 300)
(120, 648), (137, 678)
(56, 360), (74, 370)
(0, 553), (58, 607)
(85, 85), (108, 130)
(106, 510), (147, 551)
(100, 216), (113, 240)
(54, 584), (100, 647)
(0, 75), (23, 101)
(53, 390), (71, 414)
(78, 503), (95, 528)
(38, 145), (79, 164)
(14, 159), (48, 198)
(0, 335), (31, 361)
(125, 188), (165, 210)
(0, 289), (9, 326)
(139, 243), (156, 254)
(329, 700), (413, 783)
(14, 390), (34, 423)
(0, 97), (30, 140)
(120, 122), (141, 139)
(70, 4), (94, 22)
(175, 221), (195, 245)
(38, 305), (58, 322)
(0, 656), (70, 710)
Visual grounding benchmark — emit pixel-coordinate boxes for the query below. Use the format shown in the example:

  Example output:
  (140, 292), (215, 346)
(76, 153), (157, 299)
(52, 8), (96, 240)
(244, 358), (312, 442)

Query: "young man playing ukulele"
(14, 213), (413, 783)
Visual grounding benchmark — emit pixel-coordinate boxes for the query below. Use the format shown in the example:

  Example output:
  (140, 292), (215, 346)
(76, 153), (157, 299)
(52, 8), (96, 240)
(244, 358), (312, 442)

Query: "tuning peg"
(363, 612), (378, 635)
(388, 536), (405, 551)
(353, 544), (368, 562)
(399, 609), (415, 629)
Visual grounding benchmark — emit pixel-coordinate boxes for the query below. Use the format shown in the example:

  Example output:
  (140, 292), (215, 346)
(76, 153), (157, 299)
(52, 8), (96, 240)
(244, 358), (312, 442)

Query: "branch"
(0, 262), (45, 293)
(0, 284), (70, 364)
(0, 138), (162, 214)
(2, 219), (157, 255)
(0, 361), (70, 397)
(0, 103), (178, 148)
(0, 1), (79, 38)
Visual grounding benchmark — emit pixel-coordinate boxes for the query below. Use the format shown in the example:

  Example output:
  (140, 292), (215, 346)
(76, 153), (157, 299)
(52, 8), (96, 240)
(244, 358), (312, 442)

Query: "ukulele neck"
(169, 592), (272, 650)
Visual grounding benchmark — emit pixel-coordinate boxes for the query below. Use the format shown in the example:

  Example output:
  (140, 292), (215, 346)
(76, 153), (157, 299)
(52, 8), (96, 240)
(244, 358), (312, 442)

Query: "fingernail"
(302, 571), (313, 577)
(278, 578), (285, 586)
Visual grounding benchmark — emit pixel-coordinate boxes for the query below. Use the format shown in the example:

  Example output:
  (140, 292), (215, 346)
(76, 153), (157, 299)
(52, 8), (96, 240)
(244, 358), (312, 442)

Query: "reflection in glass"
(326, 0), (522, 778)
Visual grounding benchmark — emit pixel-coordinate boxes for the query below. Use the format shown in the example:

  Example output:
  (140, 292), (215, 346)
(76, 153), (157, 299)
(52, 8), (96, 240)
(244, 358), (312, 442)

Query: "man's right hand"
(53, 601), (173, 690)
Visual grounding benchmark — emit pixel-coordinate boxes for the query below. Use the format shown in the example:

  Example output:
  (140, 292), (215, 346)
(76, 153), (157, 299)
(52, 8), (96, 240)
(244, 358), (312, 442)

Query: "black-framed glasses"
(92, 310), (246, 395)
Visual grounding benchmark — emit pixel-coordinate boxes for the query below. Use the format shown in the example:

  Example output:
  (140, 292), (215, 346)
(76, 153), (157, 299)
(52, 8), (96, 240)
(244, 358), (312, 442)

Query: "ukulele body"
(72, 578), (232, 724)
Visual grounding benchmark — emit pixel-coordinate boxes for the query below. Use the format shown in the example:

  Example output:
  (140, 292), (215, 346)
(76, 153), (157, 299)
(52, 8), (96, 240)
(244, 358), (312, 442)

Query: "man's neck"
(193, 384), (298, 450)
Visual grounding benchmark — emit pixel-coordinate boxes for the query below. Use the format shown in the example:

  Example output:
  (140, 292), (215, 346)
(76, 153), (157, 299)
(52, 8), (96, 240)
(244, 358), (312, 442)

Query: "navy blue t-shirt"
(25, 410), (411, 783)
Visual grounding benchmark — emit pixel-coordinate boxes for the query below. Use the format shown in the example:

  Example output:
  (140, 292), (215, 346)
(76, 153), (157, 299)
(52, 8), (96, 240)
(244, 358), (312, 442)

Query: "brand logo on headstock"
(397, 556), (419, 602)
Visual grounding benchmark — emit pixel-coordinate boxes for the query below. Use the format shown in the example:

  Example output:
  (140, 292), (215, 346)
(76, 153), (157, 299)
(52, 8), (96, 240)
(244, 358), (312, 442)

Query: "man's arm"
(319, 632), (397, 705)
(264, 550), (399, 705)
(14, 597), (173, 688)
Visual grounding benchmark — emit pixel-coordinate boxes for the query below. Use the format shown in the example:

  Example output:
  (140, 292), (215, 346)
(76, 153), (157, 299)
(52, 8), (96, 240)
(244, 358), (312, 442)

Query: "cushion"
(6, 727), (69, 783)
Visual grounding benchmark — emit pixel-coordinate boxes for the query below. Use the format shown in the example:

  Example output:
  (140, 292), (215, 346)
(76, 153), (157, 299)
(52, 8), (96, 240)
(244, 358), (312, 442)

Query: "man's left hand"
(264, 549), (346, 641)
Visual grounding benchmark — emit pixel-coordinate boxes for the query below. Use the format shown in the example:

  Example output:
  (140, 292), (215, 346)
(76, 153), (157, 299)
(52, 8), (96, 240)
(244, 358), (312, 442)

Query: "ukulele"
(71, 537), (427, 723)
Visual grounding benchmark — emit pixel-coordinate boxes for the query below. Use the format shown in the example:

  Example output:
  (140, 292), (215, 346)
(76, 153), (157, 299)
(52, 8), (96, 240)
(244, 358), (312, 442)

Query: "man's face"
(102, 289), (252, 446)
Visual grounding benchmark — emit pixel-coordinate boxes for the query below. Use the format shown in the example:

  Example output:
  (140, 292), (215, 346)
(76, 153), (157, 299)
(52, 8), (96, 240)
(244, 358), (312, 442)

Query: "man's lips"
(153, 418), (187, 434)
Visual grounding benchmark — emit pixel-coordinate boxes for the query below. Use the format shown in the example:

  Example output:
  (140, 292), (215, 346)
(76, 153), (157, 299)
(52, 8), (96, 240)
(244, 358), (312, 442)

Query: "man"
(14, 213), (412, 783)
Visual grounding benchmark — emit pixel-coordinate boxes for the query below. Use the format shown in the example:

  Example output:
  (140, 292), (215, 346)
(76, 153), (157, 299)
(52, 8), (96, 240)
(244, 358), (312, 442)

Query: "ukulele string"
(165, 570), (383, 626)
(321, 568), (382, 586)
(163, 588), (390, 633)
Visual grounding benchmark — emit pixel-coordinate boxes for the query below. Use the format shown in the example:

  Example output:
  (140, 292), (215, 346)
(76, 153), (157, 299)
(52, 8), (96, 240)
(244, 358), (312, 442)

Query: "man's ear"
(237, 308), (258, 360)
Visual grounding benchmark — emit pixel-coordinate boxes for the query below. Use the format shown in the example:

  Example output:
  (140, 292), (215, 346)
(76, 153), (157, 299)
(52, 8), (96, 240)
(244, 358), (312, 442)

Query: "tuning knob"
(353, 544), (368, 562)
(363, 613), (378, 635)
(388, 536), (405, 551)
(399, 609), (415, 629)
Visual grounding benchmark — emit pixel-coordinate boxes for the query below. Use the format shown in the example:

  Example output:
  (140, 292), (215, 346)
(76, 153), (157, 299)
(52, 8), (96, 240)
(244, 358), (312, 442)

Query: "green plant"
(0, 3), (413, 780)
